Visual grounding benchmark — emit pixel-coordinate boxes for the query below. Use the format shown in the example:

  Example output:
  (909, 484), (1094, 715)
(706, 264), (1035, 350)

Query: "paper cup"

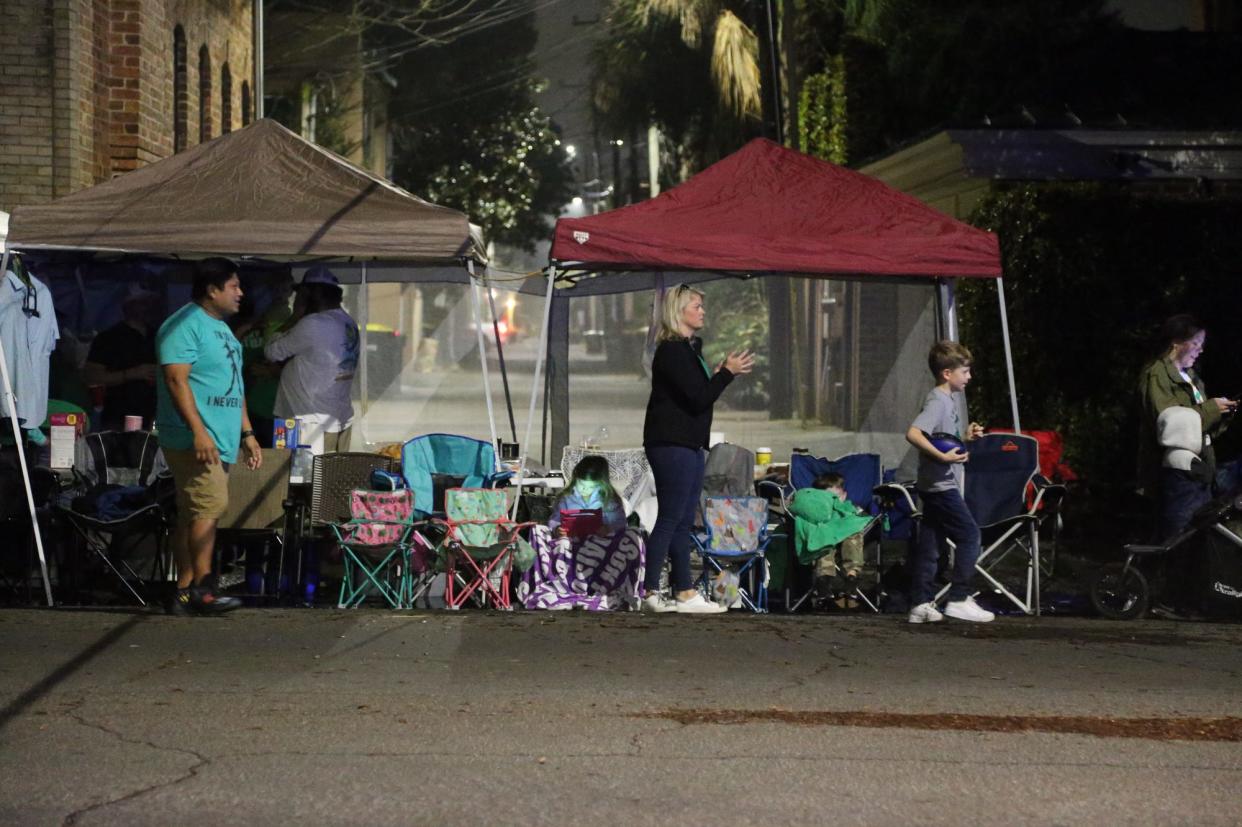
(123, 415), (143, 432)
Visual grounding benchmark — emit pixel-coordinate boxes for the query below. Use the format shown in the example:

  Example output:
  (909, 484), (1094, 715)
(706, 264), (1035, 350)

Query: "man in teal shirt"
(156, 258), (262, 615)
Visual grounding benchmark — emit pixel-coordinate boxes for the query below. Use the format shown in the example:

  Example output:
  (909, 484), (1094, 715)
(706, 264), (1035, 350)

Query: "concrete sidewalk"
(1, 609), (1240, 825)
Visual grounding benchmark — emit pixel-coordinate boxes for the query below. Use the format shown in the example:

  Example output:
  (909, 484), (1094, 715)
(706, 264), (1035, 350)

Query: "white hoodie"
(1157, 406), (1203, 474)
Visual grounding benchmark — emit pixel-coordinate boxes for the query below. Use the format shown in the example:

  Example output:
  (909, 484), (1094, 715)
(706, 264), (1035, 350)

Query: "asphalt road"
(2, 609), (1240, 826)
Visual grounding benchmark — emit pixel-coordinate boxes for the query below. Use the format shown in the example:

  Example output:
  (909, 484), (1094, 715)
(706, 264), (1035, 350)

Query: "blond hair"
(657, 284), (705, 342)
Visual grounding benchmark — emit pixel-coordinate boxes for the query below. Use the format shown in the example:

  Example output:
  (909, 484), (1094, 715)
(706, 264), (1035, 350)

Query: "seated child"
(548, 454), (628, 538)
(788, 472), (872, 607)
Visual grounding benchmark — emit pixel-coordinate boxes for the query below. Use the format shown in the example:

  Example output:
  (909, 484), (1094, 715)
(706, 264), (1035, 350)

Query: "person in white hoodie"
(264, 266), (359, 454)
(1157, 405), (1211, 541)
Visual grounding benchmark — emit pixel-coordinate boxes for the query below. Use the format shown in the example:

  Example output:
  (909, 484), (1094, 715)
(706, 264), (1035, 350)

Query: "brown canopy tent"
(2, 119), (504, 606)
(7, 118), (484, 265)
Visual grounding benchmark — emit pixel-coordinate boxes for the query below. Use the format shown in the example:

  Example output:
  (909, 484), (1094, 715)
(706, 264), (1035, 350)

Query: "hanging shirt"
(0, 269), (60, 426)
(155, 303), (245, 463)
(265, 307), (359, 427)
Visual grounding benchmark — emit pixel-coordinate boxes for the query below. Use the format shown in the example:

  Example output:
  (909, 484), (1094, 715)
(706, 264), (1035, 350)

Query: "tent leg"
(511, 266), (557, 518)
(467, 262), (501, 472)
(0, 250), (55, 607)
(936, 277), (958, 342)
(997, 276), (1022, 432)
(485, 283), (517, 442)
(358, 262), (369, 446)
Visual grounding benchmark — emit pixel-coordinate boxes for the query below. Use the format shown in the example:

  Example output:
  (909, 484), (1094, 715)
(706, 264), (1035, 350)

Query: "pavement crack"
(61, 713), (210, 827)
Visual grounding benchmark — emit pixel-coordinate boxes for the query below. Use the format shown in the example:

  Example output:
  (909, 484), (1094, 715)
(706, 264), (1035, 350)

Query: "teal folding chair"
(332, 488), (431, 609)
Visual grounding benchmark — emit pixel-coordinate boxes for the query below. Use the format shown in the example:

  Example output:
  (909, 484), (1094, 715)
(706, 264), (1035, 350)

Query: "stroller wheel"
(1089, 563), (1149, 620)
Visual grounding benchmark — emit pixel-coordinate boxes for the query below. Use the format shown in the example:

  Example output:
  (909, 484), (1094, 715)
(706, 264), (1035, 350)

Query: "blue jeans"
(643, 444), (705, 593)
(909, 487), (980, 605)
(1159, 467), (1211, 542)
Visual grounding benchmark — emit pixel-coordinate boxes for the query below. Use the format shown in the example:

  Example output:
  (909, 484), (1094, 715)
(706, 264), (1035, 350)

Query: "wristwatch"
(240, 429), (256, 440)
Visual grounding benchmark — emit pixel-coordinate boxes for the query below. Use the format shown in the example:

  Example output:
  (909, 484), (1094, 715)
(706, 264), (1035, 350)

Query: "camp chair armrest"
(1030, 477), (1067, 512)
(874, 482), (919, 516)
(487, 470), (516, 485)
(755, 479), (790, 513)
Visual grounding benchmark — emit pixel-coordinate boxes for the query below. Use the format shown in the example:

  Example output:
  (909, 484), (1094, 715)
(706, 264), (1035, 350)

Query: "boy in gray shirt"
(904, 341), (993, 624)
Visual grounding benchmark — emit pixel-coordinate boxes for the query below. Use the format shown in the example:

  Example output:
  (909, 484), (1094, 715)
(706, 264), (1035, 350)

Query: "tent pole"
(358, 261), (369, 446)
(511, 265), (557, 518)
(484, 282), (517, 442)
(468, 262), (501, 473)
(997, 276), (1022, 432)
(0, 250), (55, 607)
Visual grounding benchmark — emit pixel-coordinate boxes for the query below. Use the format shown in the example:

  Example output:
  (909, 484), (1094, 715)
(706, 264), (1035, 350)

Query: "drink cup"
(756, 447), (772, 465)
(123, 415), (143, 432)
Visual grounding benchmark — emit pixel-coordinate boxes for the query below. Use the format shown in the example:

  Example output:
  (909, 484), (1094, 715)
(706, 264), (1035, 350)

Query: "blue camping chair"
(401, 434), (513, 519)
(932, 432), (1059, 616)
(693, 496), (772, 612)
(781, 452), (884, 611)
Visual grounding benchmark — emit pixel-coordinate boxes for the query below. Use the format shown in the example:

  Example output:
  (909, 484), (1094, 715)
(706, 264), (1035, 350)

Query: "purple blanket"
(518, 525), (646, 611)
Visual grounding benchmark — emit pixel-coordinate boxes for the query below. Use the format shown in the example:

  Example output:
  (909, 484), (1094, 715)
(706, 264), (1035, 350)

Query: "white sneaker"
(640, 593), (678, 613)
(907, 601), (944, 624)
(675, 593), (728, 614)
(943, 595), (995, 623)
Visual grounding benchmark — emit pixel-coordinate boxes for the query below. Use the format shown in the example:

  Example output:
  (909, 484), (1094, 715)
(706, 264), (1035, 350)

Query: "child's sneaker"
(907, 601), (944, 624)
(640, 593), (678, 613)
(943, 595), (995, 623)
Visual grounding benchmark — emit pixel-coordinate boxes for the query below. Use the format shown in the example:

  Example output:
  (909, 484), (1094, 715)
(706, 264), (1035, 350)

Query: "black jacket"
(643, 338), (734, 449)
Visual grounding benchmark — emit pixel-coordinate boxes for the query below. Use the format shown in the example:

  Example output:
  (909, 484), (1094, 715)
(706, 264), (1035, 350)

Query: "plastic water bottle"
(581, 426), (609, 450)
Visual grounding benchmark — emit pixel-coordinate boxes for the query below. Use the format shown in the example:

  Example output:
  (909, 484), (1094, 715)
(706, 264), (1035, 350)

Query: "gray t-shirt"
(911, 388), (965, 493)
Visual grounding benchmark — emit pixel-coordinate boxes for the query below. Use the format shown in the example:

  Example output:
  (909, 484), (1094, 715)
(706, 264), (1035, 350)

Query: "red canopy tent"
(522, 139), (1017, 454)
(550, 137), (1001, 279)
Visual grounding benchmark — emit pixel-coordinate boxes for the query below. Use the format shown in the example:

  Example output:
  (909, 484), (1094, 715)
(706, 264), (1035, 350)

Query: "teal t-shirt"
(155, 303), (245, 463)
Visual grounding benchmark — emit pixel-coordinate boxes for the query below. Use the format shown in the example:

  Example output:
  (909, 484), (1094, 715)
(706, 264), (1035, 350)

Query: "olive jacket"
(1137, 356), (1224, 497)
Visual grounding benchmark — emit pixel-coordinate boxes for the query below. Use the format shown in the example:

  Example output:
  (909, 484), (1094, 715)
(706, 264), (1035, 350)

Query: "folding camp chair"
(402, 434), (511, 519)
(332, 488), (433, 609)
(299, 452), (398, 603)
(933, 433), (1065, 616)
(702, 442), (756, 498)
(436, 487), (534, 610)
(55, 430), (173, 606)
(693, 496), (772, 612)
(779, 452), (884, 612)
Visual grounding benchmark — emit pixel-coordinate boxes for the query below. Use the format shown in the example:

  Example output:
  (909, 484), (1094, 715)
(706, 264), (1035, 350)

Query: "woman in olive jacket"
(640, 284), (754, 614)
(1137, 314), (1236, 540)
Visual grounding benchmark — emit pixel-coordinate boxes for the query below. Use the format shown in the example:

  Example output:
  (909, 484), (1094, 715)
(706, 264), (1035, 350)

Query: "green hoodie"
(1136, 356), (1225, 497)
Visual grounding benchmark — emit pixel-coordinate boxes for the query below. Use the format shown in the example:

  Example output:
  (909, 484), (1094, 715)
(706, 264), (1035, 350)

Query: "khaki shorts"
(162, 447), (230, 521)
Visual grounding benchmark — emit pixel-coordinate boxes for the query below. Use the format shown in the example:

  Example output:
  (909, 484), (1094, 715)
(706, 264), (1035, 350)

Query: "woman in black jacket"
(641, 284), (754, 614)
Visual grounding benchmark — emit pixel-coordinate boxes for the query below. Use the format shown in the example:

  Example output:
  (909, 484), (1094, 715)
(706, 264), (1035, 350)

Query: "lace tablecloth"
(560, 446), (658, 531)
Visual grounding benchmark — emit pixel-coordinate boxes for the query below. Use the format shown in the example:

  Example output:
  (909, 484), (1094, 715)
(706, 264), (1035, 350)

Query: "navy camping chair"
(932, 432), (1061, 616)
(401, 434), (512, 519)
(778, 452), (884, 611)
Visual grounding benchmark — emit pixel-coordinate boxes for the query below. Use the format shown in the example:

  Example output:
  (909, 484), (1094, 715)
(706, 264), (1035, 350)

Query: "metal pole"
(467, 261), (501, 473)
(763, 0), (784, 144)
(254, 0), (264, 117)
(0, 250), (55, 606)
(358, 261), (369, 445)
(511, 265), (557, 518)
(485, 283), (517, 442)
(997, 276), (1022, 432)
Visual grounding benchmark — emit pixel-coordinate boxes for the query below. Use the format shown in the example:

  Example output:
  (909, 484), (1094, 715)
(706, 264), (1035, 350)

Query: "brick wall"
(0, 0), (253, 216)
